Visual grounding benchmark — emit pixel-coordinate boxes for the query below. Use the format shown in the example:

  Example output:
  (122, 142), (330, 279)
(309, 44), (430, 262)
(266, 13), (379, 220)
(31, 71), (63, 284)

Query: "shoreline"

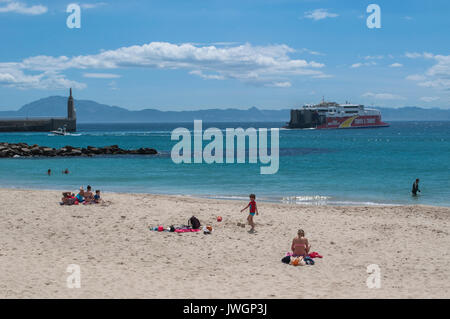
(1, 187), (449, 298)
(1, 185), (445, 208)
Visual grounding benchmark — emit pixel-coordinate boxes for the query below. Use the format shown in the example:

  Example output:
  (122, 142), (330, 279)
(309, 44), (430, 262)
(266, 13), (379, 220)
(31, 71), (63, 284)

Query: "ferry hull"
(285, 113), (389, 130)
(316, 115), (389, 129)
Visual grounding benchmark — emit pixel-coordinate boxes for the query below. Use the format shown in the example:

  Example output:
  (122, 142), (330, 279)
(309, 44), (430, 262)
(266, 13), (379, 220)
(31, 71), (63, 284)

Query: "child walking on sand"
(241, 194), (258, 232)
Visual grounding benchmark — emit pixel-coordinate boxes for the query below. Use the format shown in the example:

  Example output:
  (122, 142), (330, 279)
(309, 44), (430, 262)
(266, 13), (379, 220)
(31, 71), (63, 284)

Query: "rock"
(41, 147), (57, 157)
(31, 147), (42, 155)
(0, 143), (157, 158)
(69, 149), (82, 156)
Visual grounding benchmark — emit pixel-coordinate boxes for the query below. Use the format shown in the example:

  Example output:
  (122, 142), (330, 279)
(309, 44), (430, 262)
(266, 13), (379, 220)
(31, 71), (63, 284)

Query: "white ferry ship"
(285, 100), (389, 129)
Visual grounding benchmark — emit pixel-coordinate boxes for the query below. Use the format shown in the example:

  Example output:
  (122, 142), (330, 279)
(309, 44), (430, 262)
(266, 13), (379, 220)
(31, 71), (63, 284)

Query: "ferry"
(284, 100), (389, 129)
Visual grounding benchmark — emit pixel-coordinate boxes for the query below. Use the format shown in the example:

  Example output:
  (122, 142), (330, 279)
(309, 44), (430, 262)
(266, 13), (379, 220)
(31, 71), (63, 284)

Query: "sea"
(0, 121), (449, 207)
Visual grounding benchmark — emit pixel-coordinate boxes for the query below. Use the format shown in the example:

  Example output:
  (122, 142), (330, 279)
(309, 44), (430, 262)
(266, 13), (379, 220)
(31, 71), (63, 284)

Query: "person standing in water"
(47, 169), (51, 176)
(412, 178), (421, 196)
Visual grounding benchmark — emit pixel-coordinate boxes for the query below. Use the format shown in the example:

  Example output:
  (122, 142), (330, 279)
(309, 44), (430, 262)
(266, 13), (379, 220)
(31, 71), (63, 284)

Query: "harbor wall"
(0, 118), (76, 132)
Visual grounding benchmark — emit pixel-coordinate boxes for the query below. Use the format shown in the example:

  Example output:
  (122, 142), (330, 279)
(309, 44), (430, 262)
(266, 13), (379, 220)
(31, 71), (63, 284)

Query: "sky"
(0, 0), (449, 111)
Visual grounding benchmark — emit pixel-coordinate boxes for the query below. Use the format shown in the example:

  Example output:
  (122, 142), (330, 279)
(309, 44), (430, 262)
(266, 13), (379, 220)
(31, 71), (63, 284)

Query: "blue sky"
(0, 0), (449, 110)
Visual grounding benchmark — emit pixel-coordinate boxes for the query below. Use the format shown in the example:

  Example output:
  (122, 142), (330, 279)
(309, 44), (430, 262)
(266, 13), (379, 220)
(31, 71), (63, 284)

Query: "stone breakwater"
(0, 142), (157, 158)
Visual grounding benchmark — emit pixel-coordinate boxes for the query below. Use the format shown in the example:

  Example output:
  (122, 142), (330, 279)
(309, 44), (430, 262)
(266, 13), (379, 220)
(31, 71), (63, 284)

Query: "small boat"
(50, 126), (68, 136)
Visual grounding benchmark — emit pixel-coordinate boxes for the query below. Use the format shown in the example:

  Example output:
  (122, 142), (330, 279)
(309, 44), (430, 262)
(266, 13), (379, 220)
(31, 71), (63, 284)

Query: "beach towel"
(174, 228), (201, 233)
(149, 225), (202, 233)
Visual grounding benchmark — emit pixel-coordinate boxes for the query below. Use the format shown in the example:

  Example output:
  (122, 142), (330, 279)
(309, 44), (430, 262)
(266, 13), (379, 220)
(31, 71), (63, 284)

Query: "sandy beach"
(0, 188), (449, 299)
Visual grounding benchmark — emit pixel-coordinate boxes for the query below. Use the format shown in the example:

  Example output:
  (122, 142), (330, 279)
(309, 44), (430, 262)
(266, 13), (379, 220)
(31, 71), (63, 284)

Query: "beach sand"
(0, 188), (449, 299)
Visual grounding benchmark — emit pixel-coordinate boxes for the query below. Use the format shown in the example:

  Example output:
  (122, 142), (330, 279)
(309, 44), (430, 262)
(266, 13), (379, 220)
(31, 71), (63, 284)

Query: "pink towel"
(174, 228), (201, 233)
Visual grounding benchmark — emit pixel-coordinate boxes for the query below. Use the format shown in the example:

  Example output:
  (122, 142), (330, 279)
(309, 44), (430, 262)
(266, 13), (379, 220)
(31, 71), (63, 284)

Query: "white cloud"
(351, 62), (376, 68)
(362, 92), (406, 100)
(405, 52), (434, 59)
(298, 48), (325, 56)
(80, 2), (107, 9)
(418, 79), (450, 89)
(406, 74), (426, 81)
(389, 63), (403, 68)
(405, 52), (422, 59)
(420, 96), (440, 103)
(189, 70), (225, 80)
(269, 81), (291, 88)
(364, 55), (384, 60)
(0, 65), (85, 89)
(0, 42), (329, 90)
(304, 9), (338, 21)
(83, 73), (121, 79)
(405, 52), (450, 90)
(0, 0), (47, 15)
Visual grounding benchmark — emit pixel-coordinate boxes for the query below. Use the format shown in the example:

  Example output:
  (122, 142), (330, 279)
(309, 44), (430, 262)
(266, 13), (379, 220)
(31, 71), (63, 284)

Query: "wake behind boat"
(284, 100), (389, 129)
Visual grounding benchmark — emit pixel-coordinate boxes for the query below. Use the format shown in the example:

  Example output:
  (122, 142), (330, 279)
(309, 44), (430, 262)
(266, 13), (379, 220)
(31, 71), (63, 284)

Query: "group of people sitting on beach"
(61, 185), (102, 205)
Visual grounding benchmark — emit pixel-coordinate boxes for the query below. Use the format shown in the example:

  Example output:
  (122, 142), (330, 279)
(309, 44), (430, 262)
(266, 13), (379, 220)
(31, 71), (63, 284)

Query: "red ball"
(217, 216), (222, 222)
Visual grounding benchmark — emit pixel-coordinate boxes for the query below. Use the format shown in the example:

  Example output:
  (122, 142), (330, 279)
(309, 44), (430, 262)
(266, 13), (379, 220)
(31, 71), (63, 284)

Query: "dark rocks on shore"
(0, 142), (157, 158)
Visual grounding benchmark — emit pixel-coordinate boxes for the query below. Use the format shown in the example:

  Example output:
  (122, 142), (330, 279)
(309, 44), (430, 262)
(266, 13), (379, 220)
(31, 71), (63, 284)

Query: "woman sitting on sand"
(83, 185), (94, 203)
(61, 192), (76, 205)
(291, 229), (311, 257)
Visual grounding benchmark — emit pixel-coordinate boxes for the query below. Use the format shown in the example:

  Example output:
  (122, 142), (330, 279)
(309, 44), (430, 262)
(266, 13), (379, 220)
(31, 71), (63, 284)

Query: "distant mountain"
(375, 106), (450, 121)
(0, 96), (449, 123)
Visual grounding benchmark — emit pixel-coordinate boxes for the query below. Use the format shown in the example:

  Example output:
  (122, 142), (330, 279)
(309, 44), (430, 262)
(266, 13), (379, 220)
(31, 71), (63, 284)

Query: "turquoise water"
(0, 121), (449, 206)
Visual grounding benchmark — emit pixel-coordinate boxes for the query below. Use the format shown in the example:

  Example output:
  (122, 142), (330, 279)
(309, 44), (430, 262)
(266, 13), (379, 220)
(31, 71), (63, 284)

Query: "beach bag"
(290, 257), (306, 267)
(304, 256), (315, 265)
(281, 256), (291, 264)
(188, 216), (201, 229)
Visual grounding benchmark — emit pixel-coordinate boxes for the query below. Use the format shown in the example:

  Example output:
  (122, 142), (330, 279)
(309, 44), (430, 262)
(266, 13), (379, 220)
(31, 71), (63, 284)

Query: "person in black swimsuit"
(412, 178), (420, 196)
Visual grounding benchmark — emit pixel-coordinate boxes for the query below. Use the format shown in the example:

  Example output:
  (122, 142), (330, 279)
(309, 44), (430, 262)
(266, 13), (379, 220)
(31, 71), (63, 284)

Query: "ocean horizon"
(1, 121), (449, 207)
